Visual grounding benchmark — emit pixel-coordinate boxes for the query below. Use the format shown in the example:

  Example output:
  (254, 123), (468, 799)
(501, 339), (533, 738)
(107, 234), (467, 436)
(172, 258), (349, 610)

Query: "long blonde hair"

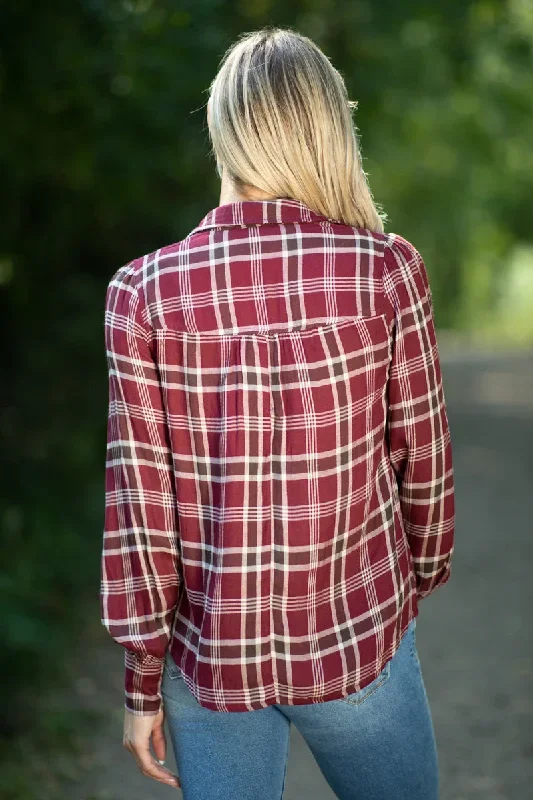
(206, 26), (386, 233)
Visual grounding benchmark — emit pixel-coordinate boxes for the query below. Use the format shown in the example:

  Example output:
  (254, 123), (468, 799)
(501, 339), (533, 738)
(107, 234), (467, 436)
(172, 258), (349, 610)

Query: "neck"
(218, 167), (278, 206)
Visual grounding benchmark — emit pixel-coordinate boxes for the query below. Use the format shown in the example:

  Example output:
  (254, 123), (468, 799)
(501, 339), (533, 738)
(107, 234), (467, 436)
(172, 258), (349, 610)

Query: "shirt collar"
(189, 197), (331, 235)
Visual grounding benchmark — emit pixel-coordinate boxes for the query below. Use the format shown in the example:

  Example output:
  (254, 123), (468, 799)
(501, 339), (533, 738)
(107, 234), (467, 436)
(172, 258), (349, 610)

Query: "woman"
(100, 26), (455, 800)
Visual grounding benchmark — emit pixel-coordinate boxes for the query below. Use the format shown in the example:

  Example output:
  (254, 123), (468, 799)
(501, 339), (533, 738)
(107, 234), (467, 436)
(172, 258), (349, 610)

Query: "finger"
(151, 717), (167, 763)
(130, 744), (180, 788)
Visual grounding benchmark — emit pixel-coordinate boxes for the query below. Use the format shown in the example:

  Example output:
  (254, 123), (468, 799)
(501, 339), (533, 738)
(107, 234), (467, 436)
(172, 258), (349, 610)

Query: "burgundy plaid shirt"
(100, 197), (454, 715)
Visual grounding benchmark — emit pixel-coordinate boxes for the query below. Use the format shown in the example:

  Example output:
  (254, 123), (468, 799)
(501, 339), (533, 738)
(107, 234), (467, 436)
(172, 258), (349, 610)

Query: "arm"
(100, 260), (181, 715)
(383, 234), (455, 600)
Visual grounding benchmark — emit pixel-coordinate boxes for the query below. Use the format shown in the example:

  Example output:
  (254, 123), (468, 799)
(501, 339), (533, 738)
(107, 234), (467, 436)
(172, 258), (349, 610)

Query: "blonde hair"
(207, 26), (386, 233)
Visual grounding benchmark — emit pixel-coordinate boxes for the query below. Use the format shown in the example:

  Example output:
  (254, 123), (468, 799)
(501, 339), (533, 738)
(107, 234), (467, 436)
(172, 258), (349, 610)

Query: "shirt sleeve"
(382, 234), (455, 600)
(100, 261), (182, 715)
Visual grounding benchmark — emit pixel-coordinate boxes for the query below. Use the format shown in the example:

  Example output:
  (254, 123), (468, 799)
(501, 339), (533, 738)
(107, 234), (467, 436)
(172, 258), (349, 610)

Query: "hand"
(123, 706), (181, 790)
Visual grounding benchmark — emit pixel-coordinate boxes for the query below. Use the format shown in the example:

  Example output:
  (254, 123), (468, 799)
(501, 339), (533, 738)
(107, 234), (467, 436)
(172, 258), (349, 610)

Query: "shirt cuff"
(124, 649), (166, 715)
(416, 561), (452, 600)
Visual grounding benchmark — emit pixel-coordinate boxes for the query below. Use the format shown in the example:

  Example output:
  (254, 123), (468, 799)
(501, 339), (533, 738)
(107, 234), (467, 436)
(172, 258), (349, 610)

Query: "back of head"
(207, 26), (386, 233)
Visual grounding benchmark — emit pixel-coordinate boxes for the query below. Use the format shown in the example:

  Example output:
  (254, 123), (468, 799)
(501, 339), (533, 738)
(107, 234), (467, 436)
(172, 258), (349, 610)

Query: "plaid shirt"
(100, 197), (454, 715)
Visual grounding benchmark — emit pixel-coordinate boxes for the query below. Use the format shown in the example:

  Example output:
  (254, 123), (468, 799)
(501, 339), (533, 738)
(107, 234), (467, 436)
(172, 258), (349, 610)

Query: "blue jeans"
(161, 617), (439, 800)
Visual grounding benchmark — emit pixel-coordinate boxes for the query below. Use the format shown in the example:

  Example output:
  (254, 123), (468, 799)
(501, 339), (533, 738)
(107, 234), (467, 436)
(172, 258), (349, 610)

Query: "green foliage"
(1, 0), (532, 741)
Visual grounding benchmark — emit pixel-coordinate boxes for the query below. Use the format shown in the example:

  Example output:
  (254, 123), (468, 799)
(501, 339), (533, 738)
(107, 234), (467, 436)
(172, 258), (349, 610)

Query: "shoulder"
(106, 257), (143, 301)
(104, 260), (144, 341)
(105, 236), (190, 320)
(107, 232), (194, 290)
(384, 232), (426, 271)
(381, 232), (432, 314)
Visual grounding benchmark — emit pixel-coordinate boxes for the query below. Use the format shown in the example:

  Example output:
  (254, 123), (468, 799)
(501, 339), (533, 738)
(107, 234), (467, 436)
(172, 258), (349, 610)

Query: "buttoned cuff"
(416, 562), (452, 600)
(124, 650), (165, 715)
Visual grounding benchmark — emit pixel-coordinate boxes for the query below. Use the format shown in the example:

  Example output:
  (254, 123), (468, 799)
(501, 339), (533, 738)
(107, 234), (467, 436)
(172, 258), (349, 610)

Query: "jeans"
(161, 616), (439, 800)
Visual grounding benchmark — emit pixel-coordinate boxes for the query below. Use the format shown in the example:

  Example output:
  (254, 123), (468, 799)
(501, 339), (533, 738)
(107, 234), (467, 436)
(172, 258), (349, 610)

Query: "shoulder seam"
(110, 258), (152, 341)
